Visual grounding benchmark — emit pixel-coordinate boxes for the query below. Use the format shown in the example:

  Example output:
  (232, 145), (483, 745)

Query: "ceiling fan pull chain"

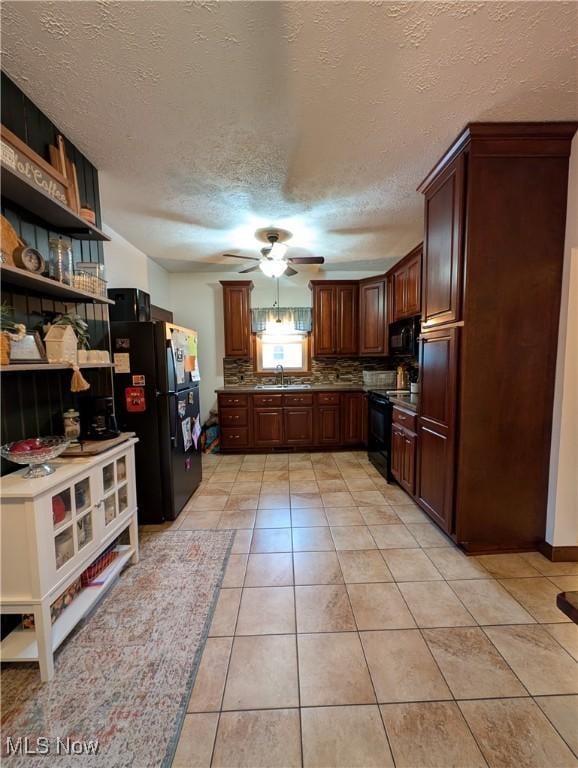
(276, 278), (281, 322)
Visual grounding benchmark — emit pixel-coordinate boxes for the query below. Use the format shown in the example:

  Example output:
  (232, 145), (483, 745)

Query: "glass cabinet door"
(118, 484), (128, 513)
(52, 488), (72, 530)
(116, 456), (127, 483)
(103, 462), (115, 493)
(76, 511), (93, 550)
(74, 477), (91, 515)
(104, 493), (117, 525)
(54, 526), (75, 569)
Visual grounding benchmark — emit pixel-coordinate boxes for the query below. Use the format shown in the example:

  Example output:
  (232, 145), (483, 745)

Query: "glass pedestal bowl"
(1, 437), (70, 478)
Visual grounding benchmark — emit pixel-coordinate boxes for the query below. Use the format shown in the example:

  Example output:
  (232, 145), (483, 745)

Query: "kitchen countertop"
(216, 384), (366, 393)
(388, 392), (419, 412)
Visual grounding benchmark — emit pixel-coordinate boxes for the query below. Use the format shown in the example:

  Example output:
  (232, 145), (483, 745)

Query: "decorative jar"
(48, 237), (73, 285)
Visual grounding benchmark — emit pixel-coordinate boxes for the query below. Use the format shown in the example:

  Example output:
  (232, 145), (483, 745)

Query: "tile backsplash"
(223, 356), (397, 387)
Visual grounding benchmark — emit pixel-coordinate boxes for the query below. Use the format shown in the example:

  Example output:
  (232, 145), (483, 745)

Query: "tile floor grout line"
(290, 540), (305, 768)
(541, 623), (578, 659)
(188, 691), (554, 718)
(208, 529), (248, 765)
(480, 622), (578, 670)
(530, 697), (578, 763)
(393, 510), (494, 762)
(450, 700), (492, 768)
(341, 567), (399, 765)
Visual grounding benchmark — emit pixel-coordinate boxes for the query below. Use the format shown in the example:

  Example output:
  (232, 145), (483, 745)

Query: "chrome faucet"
(275, 364), (285, 387)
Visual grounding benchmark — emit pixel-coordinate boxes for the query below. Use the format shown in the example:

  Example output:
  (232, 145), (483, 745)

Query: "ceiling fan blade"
(239, 265), (261, 274)
(285, 266), (298, 276)
(223, 253), (260, 261)
(287, 256), (325, 264)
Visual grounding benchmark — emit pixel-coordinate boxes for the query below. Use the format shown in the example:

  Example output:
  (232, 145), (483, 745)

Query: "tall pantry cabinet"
(416, 122), (576, 554)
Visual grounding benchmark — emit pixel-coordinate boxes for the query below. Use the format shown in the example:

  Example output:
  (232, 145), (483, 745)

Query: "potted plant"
(0, 303), (26, 365)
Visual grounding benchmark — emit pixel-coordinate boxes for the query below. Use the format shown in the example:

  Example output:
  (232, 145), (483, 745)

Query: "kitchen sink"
(254, 384), (312, 390)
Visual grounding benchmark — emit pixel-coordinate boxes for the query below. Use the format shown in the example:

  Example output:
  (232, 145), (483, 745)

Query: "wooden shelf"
(0, 546), (133, 662)
(1, 165), (110, 241)
(1, 362), (113, 373)
(0, 264), (114, 305)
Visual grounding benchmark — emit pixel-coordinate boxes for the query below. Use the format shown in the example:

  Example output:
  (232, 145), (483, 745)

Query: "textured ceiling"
(2, 1), (577, 272)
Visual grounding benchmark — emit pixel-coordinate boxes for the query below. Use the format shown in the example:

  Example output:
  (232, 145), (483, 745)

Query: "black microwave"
(389, 317), (420, 357)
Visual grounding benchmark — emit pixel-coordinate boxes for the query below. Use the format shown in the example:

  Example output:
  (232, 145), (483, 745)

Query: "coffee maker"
(80, 396), (120, 441)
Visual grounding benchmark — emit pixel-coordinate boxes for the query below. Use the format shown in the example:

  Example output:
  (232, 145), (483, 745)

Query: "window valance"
(251, 307), (312, 333)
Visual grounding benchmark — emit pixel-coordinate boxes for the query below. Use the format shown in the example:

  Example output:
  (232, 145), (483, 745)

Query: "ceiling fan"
(223, 229), (324, 277)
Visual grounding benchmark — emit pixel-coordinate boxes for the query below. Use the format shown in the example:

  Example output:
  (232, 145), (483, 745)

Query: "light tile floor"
(170, 451), (578, 768)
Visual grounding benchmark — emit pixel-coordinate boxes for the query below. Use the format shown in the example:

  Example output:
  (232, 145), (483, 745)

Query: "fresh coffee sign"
(1, 125), (69, 206)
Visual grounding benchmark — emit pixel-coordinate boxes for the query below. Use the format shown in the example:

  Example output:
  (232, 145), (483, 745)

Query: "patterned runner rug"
(1, 528), (234, 767)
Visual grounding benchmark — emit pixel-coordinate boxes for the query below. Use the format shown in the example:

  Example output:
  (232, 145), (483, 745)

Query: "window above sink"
(255, 334), (310, 375)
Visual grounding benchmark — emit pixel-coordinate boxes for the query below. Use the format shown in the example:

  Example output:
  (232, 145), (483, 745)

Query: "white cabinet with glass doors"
(0, 439), (139, 681)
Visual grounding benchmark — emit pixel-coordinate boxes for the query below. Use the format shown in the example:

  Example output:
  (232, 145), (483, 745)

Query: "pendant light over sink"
(222, 228), (324, 278)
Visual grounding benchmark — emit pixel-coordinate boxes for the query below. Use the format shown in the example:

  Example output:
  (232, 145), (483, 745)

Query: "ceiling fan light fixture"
(269, 242), (288, 260)
(260, 259), (287, 278)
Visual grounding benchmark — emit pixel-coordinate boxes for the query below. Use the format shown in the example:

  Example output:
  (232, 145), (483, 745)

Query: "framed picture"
(9, 331), (47, 363)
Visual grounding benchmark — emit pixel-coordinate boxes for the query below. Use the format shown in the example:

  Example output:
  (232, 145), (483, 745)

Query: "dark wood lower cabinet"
(417, 424), (450, 530)
(391, 423), (417, 496)
(218, 391), (366, 452)
(315, 406), (341, 446)
(391, 424), (404, 481)
(416, 326), (458, 534)
(221, 426), (249, 449)
(253, 408), (284, 447)
(342, 392), (365, 445)
(284, 408), (314, 445)
(401, 430), (416, 495)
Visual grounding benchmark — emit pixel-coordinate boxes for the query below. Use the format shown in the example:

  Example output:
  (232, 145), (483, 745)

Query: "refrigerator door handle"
(167, 335), (182, 390)
(157, 390), (179, 446)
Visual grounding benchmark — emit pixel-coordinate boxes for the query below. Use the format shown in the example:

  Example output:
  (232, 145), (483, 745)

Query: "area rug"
(1, 528), (234, 768)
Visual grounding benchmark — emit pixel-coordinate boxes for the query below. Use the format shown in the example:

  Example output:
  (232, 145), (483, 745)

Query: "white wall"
(167, 268), (384, 422)
(546, 136), (578, 548)
(103, 224), (170, 310)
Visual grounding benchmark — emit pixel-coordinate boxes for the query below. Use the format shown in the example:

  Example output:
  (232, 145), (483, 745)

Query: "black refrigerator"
(110, 320), (202, 523)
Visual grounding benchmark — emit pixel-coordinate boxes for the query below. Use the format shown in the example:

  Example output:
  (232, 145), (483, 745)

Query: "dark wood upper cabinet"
(310, 281), (358, 356)
(220, 281), (253, 358)
(359, 276), (387, 355)
(405, 250), (422, 317)
(393, 270), (406, 321)
(415, 122), (577, 552)
(420, 156), (464, 328)
(388, 244), (423, 322)
(336, 284), (358, 355)
(253, 408), (284, 447)
(311, 283), (336, 355)
(341, 392), (365, 445)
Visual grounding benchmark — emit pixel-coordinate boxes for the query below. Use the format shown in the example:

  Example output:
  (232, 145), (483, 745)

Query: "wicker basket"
(0, 332), (10, 366)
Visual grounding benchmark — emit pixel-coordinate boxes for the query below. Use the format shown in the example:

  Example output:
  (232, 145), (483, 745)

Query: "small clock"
(13, 246), (46, 274)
